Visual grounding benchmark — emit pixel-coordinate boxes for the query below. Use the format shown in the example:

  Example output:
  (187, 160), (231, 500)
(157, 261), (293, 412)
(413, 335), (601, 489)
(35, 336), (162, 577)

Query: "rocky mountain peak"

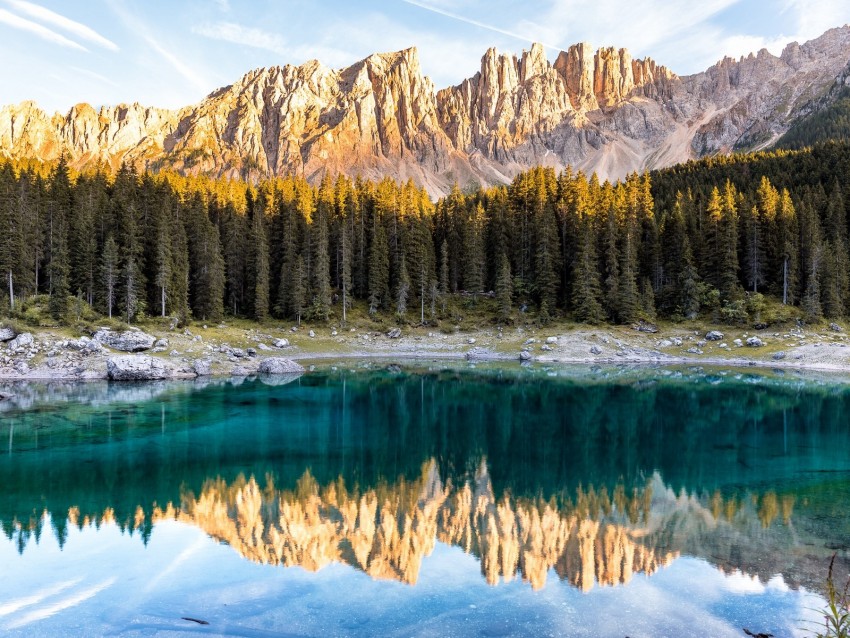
(1, 26), (850, 194)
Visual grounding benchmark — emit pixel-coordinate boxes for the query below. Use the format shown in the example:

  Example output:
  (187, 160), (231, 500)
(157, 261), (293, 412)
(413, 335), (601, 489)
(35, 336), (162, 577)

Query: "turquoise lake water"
(1, 363), (849, 637)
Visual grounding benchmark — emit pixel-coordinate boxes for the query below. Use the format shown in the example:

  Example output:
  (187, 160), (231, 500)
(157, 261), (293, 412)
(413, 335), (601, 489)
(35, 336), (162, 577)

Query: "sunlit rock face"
(1, 27), (850, 194)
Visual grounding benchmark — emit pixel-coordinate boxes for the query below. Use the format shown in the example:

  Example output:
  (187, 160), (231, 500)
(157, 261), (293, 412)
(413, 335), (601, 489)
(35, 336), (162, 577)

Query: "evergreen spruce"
(396, 252), (410, 317)
(368, 216), (389, 314)
(572, 214), (604, 324)
(495, 251), (512, 321)
(101, 234), (119, 319)
(47, 158), (72, 320)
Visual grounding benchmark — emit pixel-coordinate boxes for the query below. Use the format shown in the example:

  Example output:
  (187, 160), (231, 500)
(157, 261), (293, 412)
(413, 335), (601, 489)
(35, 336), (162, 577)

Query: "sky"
(2, 0), (850, 113)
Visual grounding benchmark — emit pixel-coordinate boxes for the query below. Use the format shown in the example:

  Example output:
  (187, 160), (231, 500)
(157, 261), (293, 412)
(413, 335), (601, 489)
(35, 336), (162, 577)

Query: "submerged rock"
(258, 358), (305, 374)
(94, 328), (156, 352)
(106, 355), (168, 381)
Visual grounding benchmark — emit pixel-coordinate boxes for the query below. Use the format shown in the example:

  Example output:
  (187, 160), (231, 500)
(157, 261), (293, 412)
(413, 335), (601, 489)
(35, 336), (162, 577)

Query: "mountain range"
(2, 25), (850, 196)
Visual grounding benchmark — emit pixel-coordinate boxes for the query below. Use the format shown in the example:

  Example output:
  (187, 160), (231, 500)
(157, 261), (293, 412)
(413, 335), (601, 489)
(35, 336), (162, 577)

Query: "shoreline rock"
(94, 328), (156, 352)
(7, 332), (34, 351)
(107, 355), (170, 381)
(258, 358), (305, 374)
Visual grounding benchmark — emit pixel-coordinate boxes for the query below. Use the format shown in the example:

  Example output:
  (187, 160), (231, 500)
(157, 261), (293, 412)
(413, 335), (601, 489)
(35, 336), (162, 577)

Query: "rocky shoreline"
(1, 321), (850, 382)
(0, 326), (306, 382)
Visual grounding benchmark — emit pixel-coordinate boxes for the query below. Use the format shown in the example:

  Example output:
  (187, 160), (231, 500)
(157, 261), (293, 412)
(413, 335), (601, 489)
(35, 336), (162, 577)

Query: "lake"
(1, 363), (848, 637)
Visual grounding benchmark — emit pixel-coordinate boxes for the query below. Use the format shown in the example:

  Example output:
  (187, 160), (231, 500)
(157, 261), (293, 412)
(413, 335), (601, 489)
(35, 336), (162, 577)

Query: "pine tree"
(705, 184), (741, 302)
(495, 251), (512, 321)
(113, 165), (145, 323)
(101, 234), (119, 319)
(532, 178), (560, 318)
(799, 197), (823, 322)
(250, 202), (270, 320)
(462, 202), (485, 302)
(572, 214), (604, 323)
(16, 169), (40, 300)
(396, 252), (410, 317)
(774, 189), (799, 305)
(637, 172), (661, 292)
(601, 195), (620, 321)
(311, 196), (331, 321)
(340, 205), (352, 325)
(47, 158), (72, 320)
(368, 216), (389, 314)
(617, 200), (640, 324)
(820, 182), (849, 318)
(718, 182), (741, 302)
(0, 164), (23, 310)
(439, 238), (449, 314)
(754, 176), (778, 293)
(407, 198), (434, 324)
(169, 208), (190, 325)
(661, 195), (701, 319)
(69, 172), (104, 306)
(153, 197), (173, 317)
(292, 254), (307, 325)
(274, 185), (307, 320)
(186, 196), (225, 321)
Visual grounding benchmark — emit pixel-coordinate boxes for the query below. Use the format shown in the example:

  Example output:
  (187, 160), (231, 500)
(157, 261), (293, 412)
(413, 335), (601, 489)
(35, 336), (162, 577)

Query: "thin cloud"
(193, 22), (287, 56)
(107, 0), (210, 95)
(780, 0), (850, 41)
(530, 0), (742, 53)
(401, 0), (559, 50)
(4, 0), (118, 50)
(69, 66), (120, 88)
(0, 7), (87, 50)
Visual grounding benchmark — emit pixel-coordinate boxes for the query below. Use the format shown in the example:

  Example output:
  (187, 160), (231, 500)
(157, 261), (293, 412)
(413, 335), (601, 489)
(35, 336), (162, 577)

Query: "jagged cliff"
(1, 26), (849, 194)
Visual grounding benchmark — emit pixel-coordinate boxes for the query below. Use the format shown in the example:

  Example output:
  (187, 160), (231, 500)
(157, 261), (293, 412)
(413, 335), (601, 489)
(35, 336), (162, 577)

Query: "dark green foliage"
(495, 251), (512, 321)
(572, 214), (604, 324)
(660, 197), (701, 319)
(776, 87), (850, 150)
(101, 235), (119, 319)
(4, 139), (850, 327)
(46, 159), (73, 320)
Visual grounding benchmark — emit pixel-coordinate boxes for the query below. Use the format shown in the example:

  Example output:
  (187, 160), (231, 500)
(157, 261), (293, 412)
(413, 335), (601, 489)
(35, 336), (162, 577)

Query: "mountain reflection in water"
(1, 366), (849, 597)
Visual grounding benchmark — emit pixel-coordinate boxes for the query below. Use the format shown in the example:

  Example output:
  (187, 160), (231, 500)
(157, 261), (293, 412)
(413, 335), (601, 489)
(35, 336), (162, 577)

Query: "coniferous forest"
(2, 141), (850, 328)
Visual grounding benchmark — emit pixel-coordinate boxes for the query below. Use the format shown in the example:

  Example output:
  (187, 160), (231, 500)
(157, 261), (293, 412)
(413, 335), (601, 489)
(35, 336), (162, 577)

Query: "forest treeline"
(2, 141), (850, 327)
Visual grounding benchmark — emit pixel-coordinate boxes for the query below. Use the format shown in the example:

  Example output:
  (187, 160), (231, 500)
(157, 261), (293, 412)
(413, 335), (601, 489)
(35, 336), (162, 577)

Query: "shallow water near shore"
(1, 362), (849, 637)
